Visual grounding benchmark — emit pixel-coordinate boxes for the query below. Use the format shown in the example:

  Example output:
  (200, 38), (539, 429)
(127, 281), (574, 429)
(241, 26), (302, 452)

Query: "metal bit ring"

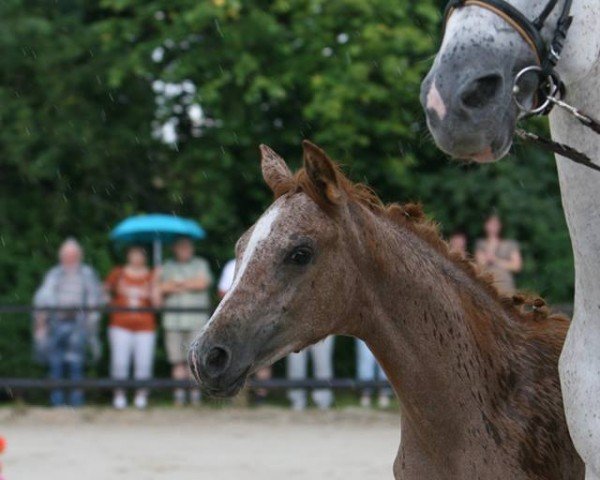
(512, 65), (558, 115)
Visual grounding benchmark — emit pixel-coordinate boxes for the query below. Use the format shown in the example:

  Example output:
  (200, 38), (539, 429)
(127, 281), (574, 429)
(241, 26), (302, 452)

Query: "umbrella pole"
(153, 238), (162, 266)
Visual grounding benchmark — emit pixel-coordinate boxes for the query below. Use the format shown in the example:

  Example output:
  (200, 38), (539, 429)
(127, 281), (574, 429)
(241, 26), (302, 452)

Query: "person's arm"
(494, 248), (522, 273)
(32, 269), (56, 331)
(160, 279), (185, 294)
(33, 311), (48, 334)
(150, 269), (162, 307)
(474, 241), (491, 267)
(181, 274), (210, 291)
(33, 295), (48, 342)
(34, 269), (56, 306)
(181, 260), (213, 292)
(158, 263), (184, 294)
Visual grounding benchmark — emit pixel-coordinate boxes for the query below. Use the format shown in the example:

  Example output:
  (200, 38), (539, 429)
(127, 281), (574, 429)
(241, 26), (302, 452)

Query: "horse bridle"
(444, 0), (573, 114)
(443, 0), (600, 172)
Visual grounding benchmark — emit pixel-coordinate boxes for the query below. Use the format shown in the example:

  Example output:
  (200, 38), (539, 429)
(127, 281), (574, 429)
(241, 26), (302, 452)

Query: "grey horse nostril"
(459, 74), (503, 109)
(203, 346), (231, 378)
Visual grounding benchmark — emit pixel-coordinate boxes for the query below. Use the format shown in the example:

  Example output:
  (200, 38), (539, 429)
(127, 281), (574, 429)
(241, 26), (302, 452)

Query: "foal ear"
(302, 140), (343, 205)
(260, 144), (292, 193)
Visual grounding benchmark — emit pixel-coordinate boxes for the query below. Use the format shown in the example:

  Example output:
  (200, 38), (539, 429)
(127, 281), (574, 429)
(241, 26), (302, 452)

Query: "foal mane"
(273, 161), (567, 329)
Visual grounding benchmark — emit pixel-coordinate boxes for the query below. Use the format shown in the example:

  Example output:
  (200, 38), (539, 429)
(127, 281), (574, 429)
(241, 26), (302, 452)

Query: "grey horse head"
(420, 0), (565, 162)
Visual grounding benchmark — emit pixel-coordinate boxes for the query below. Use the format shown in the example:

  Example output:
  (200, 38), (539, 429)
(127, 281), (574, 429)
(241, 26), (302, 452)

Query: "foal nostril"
(203, 346), (231, 378)
(459, 74), (503, 109)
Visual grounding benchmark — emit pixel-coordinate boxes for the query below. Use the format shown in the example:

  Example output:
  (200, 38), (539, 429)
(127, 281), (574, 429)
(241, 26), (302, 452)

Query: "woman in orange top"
(105, 245), (159, 410)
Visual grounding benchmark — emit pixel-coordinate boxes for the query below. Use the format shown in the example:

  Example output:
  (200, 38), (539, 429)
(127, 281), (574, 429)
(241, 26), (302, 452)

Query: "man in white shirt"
(217, 259), (236, 298)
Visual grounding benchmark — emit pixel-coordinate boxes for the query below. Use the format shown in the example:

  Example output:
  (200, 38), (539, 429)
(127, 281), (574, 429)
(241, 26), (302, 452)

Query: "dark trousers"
(47, 319), (86, 407)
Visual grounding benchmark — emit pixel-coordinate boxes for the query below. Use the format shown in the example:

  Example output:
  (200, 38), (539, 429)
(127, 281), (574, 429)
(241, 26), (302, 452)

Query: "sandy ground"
(0, 407), (400, 479)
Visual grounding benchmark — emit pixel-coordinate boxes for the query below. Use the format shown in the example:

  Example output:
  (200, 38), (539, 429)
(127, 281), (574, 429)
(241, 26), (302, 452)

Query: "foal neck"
(349, 208), (535, 458)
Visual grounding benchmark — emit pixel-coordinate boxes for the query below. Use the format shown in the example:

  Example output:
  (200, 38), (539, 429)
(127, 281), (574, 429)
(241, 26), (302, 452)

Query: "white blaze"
(202, 202), (282, 330)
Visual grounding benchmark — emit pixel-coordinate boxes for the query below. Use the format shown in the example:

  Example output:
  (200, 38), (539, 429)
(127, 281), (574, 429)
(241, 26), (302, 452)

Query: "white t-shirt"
(218, 259), (236, 294)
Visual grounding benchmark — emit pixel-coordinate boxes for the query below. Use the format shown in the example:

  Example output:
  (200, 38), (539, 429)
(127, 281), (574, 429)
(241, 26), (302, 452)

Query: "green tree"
(0, 0), (572, 380)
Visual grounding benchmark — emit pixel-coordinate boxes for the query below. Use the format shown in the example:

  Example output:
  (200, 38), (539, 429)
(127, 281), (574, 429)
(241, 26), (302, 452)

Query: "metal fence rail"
(1, 304), (394, 394)
(0, 378), (391, 391)
(0, 302), (574, 396)
(0, 305), (211, 314)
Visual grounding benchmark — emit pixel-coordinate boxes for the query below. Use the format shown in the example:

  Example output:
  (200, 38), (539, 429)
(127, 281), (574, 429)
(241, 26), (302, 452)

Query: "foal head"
(420, 0), (567, 162)
(189, 142), (363, 397)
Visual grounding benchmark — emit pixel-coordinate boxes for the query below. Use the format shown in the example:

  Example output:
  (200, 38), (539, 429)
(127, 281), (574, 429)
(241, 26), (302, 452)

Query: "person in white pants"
(287, 336), (335, 410)
(105, 246), (159, 409)
(356, 339), (392, 408)
(109, 327), (156, 408)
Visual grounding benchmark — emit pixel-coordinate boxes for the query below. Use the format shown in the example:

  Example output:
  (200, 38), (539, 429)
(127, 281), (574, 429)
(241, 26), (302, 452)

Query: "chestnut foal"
(189, 141), (583, 479)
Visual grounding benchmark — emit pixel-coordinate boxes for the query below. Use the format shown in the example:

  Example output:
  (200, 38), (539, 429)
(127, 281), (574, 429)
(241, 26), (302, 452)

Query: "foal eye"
(286, 246), (313, 266)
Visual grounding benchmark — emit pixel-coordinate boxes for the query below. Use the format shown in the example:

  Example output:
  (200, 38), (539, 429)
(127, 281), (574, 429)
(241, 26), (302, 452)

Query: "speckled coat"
(190, 142), (583, 479)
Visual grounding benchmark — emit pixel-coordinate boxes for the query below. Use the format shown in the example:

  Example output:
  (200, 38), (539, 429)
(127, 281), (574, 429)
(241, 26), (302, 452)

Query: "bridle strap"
(543, 0), (573, 72)
(444, 0), (546, 65)
(443, 0), (574, 115)
(532, 0), (559, 29)
(441, 0), (599, 171)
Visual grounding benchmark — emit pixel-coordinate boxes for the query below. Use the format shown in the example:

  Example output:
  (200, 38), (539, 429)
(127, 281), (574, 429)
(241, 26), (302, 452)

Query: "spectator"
(160, 237), (213, 406)
(33, 238), (103, 407)
(475, 214), (522, 294)
(287, 337), (335, 411)
(356, 340), (392, 408)
(449, 231), (468, 258)
(105, 245), (158, 410)
(218, 258), (272, 404)
(217, 259), (236, 298)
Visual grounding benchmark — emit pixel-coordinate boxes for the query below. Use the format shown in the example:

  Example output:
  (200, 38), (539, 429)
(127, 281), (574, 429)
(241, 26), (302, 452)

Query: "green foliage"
(0, 0), (573, 380)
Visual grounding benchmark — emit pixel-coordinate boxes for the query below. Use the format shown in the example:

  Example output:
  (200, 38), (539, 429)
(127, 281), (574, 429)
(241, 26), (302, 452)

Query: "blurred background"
(0, 1), (574, 478)
(0, 0), (572, 381)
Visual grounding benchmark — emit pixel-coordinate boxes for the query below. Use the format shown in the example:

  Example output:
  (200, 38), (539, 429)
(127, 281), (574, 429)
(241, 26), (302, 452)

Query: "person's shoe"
(113, 393), (127, 410)
(134, 393), (148, 410)
(378, 394), (391, 409)
(360, 394), (372, 408)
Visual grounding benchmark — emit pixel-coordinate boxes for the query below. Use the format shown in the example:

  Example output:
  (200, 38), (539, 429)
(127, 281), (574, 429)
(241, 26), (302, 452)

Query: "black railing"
(0, 378), (391, 391)
(0, 305), (211, 314)
(0, 304), (392, 394)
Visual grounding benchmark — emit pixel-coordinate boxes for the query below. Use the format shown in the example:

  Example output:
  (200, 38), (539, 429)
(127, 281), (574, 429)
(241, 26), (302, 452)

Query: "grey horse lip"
(457, 130), (513, 163)
(467, 148), (495, 163)
(203, 366), (251, 398)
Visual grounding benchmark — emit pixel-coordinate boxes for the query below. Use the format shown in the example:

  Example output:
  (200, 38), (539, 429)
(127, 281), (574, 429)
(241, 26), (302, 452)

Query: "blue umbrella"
(110, 214), (206, 265)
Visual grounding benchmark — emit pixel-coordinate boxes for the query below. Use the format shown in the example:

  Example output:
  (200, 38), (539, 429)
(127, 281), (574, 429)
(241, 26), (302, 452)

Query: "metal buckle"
(512, 65), (558, 115)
